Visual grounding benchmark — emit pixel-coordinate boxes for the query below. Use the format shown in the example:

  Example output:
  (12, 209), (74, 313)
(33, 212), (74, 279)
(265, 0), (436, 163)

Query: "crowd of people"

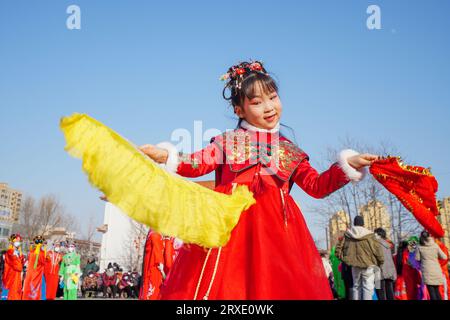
(0, 233), (133, 300)
(2, 219), (449, 301)
(321, 216), (450, 300)
(0, 229), (182, 300)
(0, 234), (82, 300)
(80, 261), (141, 299)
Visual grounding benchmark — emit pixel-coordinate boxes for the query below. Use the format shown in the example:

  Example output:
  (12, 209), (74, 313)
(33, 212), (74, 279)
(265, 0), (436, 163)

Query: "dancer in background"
(59, 242), (81, 300)
(44, 242), (63, 300)
(139, 230), (165, 300)
(22, 235), (47, 300)
(163, 236), (175, 276)
(2, 234), (25, 300)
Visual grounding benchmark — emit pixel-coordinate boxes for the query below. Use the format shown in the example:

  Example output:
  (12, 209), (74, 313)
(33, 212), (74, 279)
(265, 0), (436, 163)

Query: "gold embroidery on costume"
(179, 153), (200, 169)
(277, 140), (303, 170)
(229, 131), (251, 163)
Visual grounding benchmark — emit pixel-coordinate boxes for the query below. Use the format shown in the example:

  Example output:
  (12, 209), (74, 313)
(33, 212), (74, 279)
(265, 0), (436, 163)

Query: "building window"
(0, 227), (9, 237)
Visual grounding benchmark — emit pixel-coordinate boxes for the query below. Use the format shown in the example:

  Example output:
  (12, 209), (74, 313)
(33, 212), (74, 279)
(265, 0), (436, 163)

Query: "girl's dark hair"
(374, 228), (387, 239)
(419, 230), (430, 246)
(222, 63), (278, 109)
(222, 61), (299, 144)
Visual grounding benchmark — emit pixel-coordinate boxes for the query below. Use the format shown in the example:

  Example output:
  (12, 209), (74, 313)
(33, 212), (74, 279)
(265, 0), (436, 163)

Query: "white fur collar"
(240, 120), (280, 133)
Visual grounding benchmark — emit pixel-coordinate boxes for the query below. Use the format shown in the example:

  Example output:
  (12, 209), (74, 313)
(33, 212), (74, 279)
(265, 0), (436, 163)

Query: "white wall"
(100, 203), (137, 271)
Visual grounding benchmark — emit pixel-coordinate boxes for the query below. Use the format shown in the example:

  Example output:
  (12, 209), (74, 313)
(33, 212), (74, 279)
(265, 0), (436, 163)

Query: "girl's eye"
(270, 95), (278, 100)
(251, 101), (261, 105)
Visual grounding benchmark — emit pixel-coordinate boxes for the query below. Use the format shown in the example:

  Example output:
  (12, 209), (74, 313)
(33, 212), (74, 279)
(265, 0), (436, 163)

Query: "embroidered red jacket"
(177, 128), (349, 198)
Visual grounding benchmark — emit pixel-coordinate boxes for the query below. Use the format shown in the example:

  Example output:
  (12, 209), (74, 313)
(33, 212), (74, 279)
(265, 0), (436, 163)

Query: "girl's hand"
(347, 153), (379, 170)
(139, 144), (169, 164)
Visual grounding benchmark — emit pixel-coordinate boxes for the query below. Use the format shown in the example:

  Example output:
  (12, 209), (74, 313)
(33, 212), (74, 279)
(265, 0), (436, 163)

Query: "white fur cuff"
(338, 149), (367, 182)
(156, 142), (179, 173)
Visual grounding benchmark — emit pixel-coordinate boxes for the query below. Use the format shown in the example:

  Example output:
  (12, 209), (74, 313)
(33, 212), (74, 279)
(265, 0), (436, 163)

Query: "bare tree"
(82, 213), (97, 243)
(76, 213), (100, 268)
(120, 220), (148, 273)
(17, 196), (39, 242)
(12, 194), (79, 246)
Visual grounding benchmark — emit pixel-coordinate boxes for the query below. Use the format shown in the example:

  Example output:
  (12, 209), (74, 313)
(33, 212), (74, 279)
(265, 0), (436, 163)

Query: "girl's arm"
(292, 149), (368, 199)
(140, 138), (222, 178)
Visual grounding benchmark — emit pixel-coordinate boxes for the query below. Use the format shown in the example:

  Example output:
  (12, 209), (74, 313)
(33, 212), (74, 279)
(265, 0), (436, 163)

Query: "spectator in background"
(320, 250), (337, 299)
(129, 270), (140, 298)
(102, 263), (118, 298)
(82, 257), (99, 279)
(374, 228), (397, 300)
(330, 246), (346, 299)
(415, 230), (447, 300)
(335, 215), (384, 300)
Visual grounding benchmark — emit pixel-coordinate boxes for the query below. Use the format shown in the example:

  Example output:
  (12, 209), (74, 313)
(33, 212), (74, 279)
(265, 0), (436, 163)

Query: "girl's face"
(234, 82), (282, 130)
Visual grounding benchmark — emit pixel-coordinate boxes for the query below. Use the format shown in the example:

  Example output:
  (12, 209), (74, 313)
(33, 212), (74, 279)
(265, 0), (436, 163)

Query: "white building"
(98, 203), (148, 272)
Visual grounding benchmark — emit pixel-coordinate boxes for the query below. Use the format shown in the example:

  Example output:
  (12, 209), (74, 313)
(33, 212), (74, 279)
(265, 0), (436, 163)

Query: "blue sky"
(1, 1), (449, 246)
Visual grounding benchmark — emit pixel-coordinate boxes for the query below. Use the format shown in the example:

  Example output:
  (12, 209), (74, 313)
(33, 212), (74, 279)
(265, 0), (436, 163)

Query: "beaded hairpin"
(220, 60), (267, 90)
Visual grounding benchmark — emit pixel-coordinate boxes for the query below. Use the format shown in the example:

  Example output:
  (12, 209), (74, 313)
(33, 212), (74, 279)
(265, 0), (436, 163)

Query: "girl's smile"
(234, 81), (282, 130)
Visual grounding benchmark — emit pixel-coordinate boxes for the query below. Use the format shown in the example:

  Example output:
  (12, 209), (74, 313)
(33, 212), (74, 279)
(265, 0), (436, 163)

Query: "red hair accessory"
(219, 60), (267, 87)
(370, 156), (444, 238)
(9, 233), (22, 242)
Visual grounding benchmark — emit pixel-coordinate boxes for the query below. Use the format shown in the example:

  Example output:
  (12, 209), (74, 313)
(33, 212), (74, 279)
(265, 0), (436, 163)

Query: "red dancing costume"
(22, 237), (47, 300)
(436, 240), (450, 300)
(3, 234), (25, 300)
(140, 231), (165, 300)
(163, 237), (175, 275)
(160, 123), (359, 300)
(44, 249), (63, 300)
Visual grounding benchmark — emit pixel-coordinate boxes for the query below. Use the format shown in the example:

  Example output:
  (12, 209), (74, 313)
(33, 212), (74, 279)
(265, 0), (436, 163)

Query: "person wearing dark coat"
(336, 216), (384, 300)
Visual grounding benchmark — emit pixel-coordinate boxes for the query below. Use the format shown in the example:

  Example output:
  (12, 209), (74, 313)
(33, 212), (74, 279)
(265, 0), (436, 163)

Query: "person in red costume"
(139, 60), (378, 300)
(2, 234), (25, 300)
(160, 237), (183, 294)
(22, 235), (47, 300)
(139, 230), (165, 300)
(163, 236), (175, 275)
(44, 242), (64, 300)
(395, 239), (422, 300)
(435, 239), (450, 300)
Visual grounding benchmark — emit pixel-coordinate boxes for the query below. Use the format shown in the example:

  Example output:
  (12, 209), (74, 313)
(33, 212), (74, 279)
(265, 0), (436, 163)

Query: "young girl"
(139, 60), (378, 299)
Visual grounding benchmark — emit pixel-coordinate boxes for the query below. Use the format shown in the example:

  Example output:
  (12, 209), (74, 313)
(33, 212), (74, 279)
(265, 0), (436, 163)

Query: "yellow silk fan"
(60, 113), (255, 248)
